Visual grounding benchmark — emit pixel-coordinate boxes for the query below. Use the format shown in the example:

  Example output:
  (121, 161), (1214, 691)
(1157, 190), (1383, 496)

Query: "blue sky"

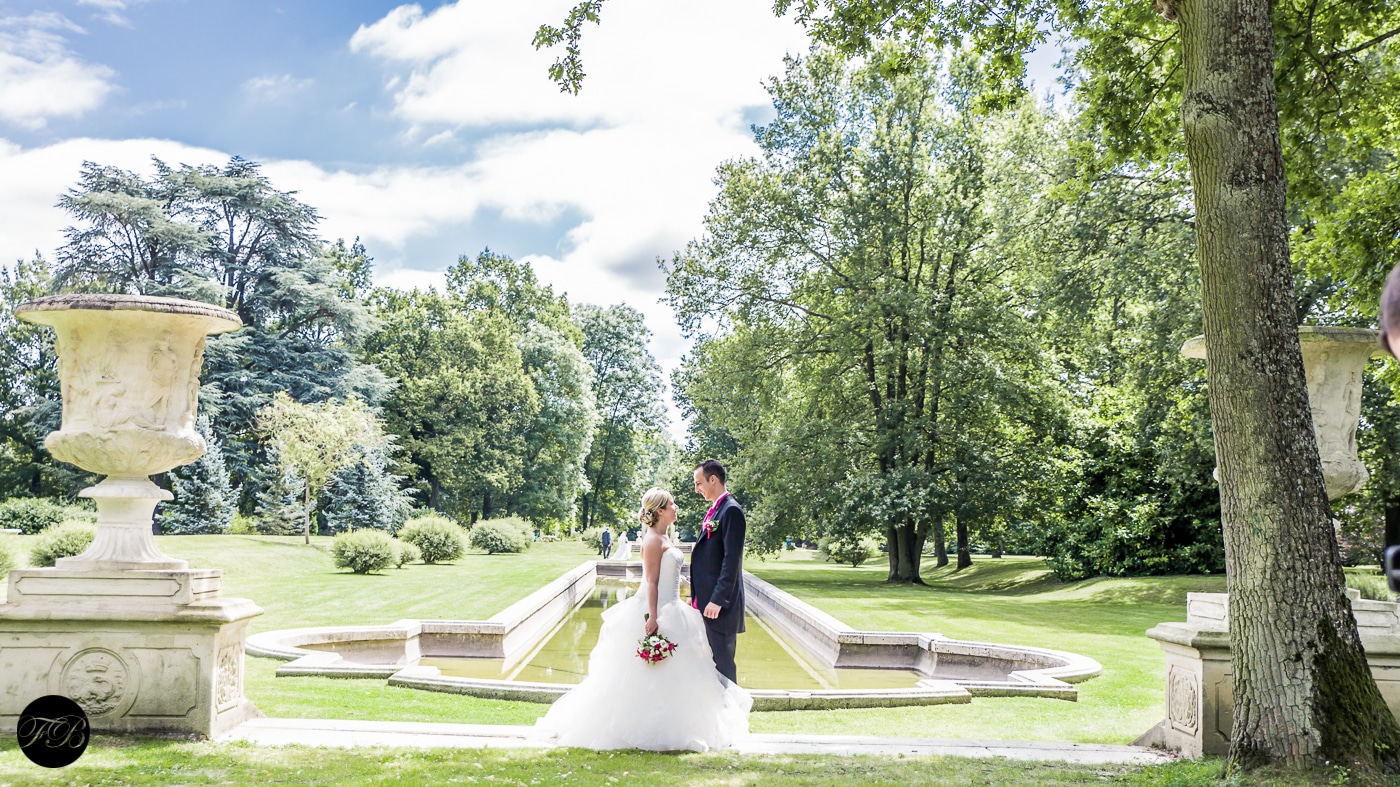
(0, 0), (1066, 438)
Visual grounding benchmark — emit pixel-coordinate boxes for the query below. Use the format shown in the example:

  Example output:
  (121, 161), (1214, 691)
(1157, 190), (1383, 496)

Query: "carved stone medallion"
(62, 648), (129, 717)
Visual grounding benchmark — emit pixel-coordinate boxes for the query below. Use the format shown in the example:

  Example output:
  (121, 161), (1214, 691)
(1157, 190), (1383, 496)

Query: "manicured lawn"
(152, 535), (600, 634)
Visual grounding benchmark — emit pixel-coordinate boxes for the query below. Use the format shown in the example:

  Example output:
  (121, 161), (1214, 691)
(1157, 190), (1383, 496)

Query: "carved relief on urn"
(1182, 326), (1382, 500)
(15, 294), (242, 571)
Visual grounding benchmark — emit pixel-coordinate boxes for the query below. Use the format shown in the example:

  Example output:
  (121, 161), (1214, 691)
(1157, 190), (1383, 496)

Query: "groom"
(690, 459), (745, 683)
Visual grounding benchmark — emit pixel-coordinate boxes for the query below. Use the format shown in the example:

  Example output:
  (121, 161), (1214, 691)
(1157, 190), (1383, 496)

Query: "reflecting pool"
(414, 582), (928, 690)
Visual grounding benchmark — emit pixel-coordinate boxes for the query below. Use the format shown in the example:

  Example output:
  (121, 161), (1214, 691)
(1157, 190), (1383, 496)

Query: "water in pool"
(416, 582), (926, 690)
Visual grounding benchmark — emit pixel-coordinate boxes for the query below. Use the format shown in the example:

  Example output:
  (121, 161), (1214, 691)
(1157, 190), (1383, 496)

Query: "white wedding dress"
(532, 546), (752, 751)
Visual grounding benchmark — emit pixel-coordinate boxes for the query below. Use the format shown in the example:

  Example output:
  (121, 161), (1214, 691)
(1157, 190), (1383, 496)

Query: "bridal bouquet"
(637, 615), (677, 664)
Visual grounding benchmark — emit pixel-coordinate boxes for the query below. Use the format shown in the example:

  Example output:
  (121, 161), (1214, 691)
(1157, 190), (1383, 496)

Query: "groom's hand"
(703, 603), (722, 619)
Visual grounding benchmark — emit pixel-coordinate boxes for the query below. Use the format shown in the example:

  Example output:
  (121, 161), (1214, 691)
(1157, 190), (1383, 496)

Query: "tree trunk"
(1177, 0), (1400, 771)
(883, 523), (925, 584)
(302, 484), (311, 546)
(933, 519), (949, 568)
(955, 516), (971, 570)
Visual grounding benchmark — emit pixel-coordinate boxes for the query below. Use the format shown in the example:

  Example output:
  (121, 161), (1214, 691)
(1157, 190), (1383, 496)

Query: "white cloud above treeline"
(0, 0), (812, 436)
(0, 12), (116, 129)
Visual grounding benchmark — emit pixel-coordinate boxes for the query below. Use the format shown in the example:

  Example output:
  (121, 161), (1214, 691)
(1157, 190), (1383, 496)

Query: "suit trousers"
(705, 625), (738, 683)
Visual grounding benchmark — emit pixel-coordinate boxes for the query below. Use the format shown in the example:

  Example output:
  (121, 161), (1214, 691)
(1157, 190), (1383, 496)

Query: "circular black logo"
(16, 695), (89, 768)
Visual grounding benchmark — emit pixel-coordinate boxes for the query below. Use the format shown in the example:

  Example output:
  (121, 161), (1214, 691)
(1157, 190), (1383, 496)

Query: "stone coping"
(1181, 326), (1383, 360)
(247, 560), (1102, 710)
(15, 293), (243, 331)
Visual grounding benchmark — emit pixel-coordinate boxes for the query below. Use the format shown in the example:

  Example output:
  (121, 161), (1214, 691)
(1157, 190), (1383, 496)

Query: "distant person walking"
(601, 526), (612, 560)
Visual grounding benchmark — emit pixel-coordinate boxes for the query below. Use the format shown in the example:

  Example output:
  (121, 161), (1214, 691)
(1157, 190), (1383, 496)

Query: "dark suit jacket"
(689, 494), (746, 635)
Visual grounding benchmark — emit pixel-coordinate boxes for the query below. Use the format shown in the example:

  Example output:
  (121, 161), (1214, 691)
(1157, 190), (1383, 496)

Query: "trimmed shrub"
(818, 535), (880, 568)
(398, 515), (466, 564)
(394, 540), (421, 568)
(62, 504), (97, 524)
(471, 517), (531, 555)
(580, 527), (605, 553)
(331, 530), (398, 574)
(0, 535), (18, 575)
(230, 513), (257, 535)
(0, 498), (68, 535)
(29, 521), (98, 567)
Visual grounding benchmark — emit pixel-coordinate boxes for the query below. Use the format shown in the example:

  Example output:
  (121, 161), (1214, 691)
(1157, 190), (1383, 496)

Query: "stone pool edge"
(246, 560), (1101, 712)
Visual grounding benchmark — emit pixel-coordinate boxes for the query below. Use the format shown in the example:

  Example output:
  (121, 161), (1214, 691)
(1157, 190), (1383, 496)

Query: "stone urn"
(15, 294), (242, 570)
(1, 294), (261, 739)
(1181, 326), (1382, 500)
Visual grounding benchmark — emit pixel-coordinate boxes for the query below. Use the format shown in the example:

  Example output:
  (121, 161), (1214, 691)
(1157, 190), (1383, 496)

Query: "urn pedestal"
(1141, 592), (1400, 756)
(0, 295), (262, 739)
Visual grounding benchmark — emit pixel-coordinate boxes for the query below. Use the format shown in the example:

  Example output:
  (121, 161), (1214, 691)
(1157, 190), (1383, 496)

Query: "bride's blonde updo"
(638, 487), (673, 529)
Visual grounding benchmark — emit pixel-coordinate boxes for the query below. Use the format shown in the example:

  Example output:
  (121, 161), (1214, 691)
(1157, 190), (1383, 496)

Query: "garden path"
(222, 718), (1172, 764)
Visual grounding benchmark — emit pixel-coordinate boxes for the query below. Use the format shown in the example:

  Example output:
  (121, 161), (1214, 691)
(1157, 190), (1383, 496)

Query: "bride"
(532, 488), (752, 751)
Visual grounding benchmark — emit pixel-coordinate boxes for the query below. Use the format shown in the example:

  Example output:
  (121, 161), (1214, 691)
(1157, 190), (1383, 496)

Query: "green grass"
(0, 739), (1352, 787)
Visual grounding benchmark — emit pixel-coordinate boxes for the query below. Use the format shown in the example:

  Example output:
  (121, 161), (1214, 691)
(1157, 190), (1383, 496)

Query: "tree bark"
(934, 523), (948, 568)
(1176, 0), (1400, 771)
(302, 485), (311, 546)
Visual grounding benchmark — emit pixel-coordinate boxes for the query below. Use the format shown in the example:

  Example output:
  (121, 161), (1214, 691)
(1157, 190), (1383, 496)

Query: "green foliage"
(579, 526), (606, 553)
(0, 497), (68, 535)
(0, 534), (17, 575)
(1346, 570), (1394, 602)
(321, 445), (410, 535)
(667, 47), (1065, 581)
(158, 416), (235, 535)
(532, 1), (605, 95)
(52, 156), (391, 515)
(363, 286), (539, 524)
(469, 517), (532, 554)
(28, 520), (97, 567)
(257, 392), (388, 540)
(398, 515), (467, 564)
(254, 461), (304, 535)
(574, 303), (665, 530)
(331, 529), (398, 574)
(0, 259), (94, 500)
(394, 540), (420, 568)
(230, 513), (256, 535)
(817, 535), (880, 568)
(508, 324), (598, 524)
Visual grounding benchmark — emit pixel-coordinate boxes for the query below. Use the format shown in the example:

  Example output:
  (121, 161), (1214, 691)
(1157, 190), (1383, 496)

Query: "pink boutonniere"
(700, 493), (728, 539)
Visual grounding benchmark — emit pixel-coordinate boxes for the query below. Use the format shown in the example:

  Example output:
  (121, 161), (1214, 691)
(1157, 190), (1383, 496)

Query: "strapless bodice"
(655, 546), (683, 604)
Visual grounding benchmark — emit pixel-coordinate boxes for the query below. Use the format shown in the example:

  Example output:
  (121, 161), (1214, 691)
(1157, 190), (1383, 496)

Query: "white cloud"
(76, 0), (140, 28)
(0, 1), (810, 440)
(0, 136), (228, 268)
(242, 73), (314, 103)
(350, 0), (808, 129)
(0, 13), (116, 129)
(341, 0), (811, 430)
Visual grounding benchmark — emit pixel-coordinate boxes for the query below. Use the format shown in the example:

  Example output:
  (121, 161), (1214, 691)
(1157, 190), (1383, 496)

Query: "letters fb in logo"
(16, 694), (90, 768)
